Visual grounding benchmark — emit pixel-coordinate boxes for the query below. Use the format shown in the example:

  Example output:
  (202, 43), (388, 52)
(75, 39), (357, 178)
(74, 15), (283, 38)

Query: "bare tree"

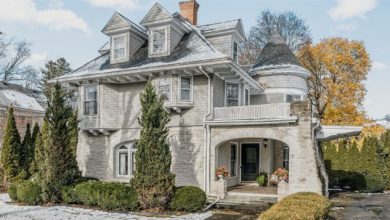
(0, 34), (39, 86)
(240, 10), (312, 65)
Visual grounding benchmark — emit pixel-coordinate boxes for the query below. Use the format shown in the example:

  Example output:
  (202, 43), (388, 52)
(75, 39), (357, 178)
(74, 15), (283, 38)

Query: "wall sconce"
(263, 139), (268, 149)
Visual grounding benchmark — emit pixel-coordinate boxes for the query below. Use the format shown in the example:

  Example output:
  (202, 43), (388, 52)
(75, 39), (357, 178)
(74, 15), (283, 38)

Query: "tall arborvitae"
(337, 141), (348, 171)
(131, 81), (175, 211)
(324, 142), (338, 171)
(30, 121), (47, 177)
(68, 111), (78, 157)
(41, 83), (80, 203)
(31, 122), (39, 148)
(360, 136), (384, 192)
(0, 108), (22, 182)
(21, 123), (32, 174)
(347, 141), (360, 172)
(381, 130), (390, 189)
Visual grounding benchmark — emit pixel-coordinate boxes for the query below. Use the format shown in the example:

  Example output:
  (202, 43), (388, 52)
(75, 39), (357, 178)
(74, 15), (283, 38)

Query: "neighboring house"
(0, 81), (45, 147)
(52, 0), (361, 202)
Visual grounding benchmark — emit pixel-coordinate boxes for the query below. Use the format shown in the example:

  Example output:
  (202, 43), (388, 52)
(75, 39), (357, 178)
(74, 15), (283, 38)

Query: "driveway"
(329, 192), (390, 220)
(0, 194), (211, 220)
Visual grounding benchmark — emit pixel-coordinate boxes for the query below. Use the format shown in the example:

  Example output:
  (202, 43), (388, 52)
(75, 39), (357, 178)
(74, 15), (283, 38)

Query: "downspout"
(199, 66), (212, 194)
(312, 117), (329, 196)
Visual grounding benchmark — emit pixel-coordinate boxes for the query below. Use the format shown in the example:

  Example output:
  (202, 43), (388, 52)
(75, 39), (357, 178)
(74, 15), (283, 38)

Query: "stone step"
(207, 195), (277, 211)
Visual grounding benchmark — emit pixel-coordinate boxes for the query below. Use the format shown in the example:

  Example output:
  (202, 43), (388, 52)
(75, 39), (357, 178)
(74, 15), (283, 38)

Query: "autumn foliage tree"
(298, 37), (371, 125)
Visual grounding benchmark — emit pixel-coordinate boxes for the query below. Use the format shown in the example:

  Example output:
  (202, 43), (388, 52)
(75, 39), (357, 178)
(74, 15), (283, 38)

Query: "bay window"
(225, 82), (240, 106)
(156, 76), (171, 102)
(84, 85), (97, 116)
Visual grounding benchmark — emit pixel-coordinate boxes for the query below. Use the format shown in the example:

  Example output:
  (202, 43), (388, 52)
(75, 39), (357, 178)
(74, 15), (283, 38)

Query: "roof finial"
(270, 25), (285, 44)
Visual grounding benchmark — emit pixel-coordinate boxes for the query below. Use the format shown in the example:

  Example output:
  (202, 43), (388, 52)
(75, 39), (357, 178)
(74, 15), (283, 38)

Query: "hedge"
(16, 180), (42, 205)
(7, 183), (18, 201)
(61, 181), (138, 211)
(170, 186), (206, 212)
(260, 192), (331, 220)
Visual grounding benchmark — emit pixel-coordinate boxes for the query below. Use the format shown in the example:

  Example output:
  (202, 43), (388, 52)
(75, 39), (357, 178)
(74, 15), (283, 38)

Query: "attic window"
(112, 34), (127, 62)
(151, 27), (167, 55)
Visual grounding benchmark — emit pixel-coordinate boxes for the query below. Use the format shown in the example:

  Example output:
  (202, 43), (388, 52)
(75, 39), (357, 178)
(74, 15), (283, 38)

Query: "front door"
(241, 144), (260, 181)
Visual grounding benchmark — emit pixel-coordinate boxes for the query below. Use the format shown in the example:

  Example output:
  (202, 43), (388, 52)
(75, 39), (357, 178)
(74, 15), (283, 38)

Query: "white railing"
(213, 103), (291, 121)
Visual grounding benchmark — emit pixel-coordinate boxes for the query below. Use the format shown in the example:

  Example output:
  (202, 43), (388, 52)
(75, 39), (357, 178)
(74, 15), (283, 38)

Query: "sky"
(0, 0), (389, 119)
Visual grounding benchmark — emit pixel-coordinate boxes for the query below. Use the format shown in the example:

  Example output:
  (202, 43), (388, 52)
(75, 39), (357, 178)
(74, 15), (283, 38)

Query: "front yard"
(0, 193), (212, 220)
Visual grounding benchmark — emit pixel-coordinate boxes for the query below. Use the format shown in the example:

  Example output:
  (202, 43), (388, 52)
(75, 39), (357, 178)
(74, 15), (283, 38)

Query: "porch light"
(263, 139), (268, 149)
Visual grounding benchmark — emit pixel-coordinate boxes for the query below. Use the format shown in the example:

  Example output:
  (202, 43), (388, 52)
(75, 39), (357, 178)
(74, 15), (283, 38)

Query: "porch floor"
(228, 183), (277, 195)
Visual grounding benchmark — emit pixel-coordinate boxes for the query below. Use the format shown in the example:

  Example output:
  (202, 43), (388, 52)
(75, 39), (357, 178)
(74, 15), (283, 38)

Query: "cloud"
(0, 0), (89, 33)
(337, 22), (358, 31)
(25, 52), (48, 68)
(329, 0), (377, 20)
(86, 0), (139, 11)
(372, 61), (388, 70)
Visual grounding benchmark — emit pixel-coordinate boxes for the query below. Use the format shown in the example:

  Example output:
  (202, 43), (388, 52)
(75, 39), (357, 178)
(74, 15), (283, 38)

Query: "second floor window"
(156, 76), (171, 102)
(286, 94), (302, 103)
(179, 76), (192, 102)
(226, 82), (239, 106)
(233, 42), (238, 63)
(152, 28), (167, 54)
(113, 36), (126, 60)
(84, 85), (97, 115)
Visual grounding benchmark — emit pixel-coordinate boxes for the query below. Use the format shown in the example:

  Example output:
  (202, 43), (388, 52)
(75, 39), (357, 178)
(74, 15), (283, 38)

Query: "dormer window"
(233, 42), (238, 63)
(111, 34), (128, 63)
(150, 27), (168, 56)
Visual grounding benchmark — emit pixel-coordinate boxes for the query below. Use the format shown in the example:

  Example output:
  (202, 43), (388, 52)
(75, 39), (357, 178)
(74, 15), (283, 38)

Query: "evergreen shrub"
(170, 186), (206, 212)
(16, 180), (42, 205)
(7, 183), (18, 201)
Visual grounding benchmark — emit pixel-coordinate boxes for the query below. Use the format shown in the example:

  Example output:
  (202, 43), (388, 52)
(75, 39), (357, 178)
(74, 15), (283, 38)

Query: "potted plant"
(273, 168), (289, 183)
(256, 171), (268, 187)
(216, 166), (229, 179)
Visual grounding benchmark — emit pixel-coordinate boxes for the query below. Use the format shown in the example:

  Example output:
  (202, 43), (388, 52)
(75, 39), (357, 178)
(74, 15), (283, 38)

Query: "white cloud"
(86, 0), (139, 11)
(25, 52), (48, 68)
(329, 0), (377, 20)
(0, 0), (89, 33)
(337, 22), (358, 31)
(372, 61), (388, 70)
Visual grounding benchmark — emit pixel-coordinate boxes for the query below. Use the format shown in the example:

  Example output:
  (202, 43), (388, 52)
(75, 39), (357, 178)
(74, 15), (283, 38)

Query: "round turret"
(249, 28), (310, 104)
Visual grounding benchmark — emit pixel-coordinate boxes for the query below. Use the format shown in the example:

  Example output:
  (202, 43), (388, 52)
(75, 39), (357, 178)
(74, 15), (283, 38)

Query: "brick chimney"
(179, 0), (199, 25)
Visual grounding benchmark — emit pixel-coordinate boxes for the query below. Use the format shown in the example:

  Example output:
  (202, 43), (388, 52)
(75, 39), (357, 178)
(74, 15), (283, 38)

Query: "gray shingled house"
(52, 0), (361, 204)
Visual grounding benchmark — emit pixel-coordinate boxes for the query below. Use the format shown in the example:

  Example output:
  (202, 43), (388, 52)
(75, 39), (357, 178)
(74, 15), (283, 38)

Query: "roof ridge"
(198, 19), (240, 27)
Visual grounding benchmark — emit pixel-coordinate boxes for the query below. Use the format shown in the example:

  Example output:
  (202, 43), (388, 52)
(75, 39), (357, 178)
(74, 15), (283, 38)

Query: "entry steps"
(207, 193), (277, 211)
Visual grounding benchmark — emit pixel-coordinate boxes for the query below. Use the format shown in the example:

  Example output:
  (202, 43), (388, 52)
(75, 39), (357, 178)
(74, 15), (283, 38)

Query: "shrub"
(256, 171), (268, 187)
(73, 176), (99, 184)
(170, 186), (206, 212)
(61, 185), (80, 204)
(16, 180), (42, 205)
(260, 192), (331, 220)
(74, 181), (138, 211)
(8, 183), (18, 201)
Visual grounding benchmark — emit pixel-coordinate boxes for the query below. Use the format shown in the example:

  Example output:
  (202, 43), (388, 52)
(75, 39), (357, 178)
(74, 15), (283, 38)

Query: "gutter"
(199, 66), (212, 194)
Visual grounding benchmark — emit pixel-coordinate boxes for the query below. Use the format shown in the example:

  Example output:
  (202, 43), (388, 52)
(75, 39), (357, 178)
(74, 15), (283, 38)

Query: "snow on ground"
(0, 194), (212, 220)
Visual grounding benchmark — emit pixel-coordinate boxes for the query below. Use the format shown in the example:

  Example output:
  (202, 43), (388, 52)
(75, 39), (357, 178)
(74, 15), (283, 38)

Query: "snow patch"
(0, 90), (44, 112)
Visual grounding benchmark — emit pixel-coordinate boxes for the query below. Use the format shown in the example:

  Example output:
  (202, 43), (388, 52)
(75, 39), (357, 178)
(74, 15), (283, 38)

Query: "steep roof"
(102, 12), (146, 36)
(251, 29), (301, 71)
(198, 19), (246, 40)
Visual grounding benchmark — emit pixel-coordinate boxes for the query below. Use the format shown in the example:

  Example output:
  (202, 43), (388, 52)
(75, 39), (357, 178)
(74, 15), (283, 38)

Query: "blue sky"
(0, 0), (389, 119)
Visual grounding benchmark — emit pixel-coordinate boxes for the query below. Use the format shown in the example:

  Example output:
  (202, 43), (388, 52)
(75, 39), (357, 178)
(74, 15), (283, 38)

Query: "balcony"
(210, 103), (294, 123)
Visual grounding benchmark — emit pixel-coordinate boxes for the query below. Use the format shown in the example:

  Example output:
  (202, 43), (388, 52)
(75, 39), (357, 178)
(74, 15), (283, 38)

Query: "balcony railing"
(212, 103), (291, 121)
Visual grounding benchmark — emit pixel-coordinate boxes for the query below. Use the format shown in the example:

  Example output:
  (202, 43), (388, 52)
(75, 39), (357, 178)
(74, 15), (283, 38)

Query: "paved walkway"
(329, 192), (390, 220)
(0, 194), (212, 220)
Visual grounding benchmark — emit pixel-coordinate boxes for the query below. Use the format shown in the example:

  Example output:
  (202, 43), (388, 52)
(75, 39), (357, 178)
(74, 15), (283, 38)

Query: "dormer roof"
(102, 12), (147, 37)
(198, 19), (246, 41)
(251, 28), (302, 71)
(140, 3), (173, 26)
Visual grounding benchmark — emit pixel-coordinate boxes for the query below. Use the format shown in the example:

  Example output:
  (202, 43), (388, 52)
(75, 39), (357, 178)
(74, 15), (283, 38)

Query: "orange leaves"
(298, 37), (371, 126)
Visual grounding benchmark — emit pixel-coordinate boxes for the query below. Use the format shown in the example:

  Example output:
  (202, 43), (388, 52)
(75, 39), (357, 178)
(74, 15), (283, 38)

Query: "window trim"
(233, 41), (238, 63)
(283, 145), (289, 170)
(225, 81), (241, 107)
(229, 143), (238, 177)
(285, 93), (304, 103)
(178, 75), (193, 103)
(244, 87), (250, 106)
(111, 33), (128, 63)
(115, 143), (137, 178)
(155, 75), (173, 103)
(150, 26), (169, 56)
(83, 84), (98, 116)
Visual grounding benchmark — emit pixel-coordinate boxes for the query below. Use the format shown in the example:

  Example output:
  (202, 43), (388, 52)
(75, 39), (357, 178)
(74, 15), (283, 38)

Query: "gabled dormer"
(102, 12), (148, 64)
(140, 3), (191, 58)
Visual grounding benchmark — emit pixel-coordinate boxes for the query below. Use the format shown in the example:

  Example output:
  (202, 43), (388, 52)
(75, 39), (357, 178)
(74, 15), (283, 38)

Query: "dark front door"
(241, 144), (260, 181)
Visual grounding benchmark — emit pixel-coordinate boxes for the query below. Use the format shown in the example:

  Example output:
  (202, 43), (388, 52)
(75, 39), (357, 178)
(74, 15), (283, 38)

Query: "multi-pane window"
(226, 83), (240, 106)
(84, 85), (97, 115)
(113, 36), (126, 60)
(283, 145), (289, 170)
(233, 42), (238, 63)
(244, 89), (250, 105)
(180, 76), (192, 101)
(116, 143), (137, 177)
(156, 76), (171, 101)
(286, 94), (302, 103)
(230, 144), (237, 177)
(152, 28), (167, 54)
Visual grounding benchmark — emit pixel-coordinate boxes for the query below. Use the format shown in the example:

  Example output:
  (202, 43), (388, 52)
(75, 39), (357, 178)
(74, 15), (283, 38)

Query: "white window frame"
(283, 145), (289, 170)
(111, 33), (128, 63)
(155, 75), (173, 103)
(229, 143), (238, 177)
(83, 84), (98, 116)
(244, 87), (250, 106)
(233, 41), (239, 63)
(225, 82), (241, 107)
(115, 143), (137, 178)
(178, 75), (193, 103)
(285, 94), (304, 103)
(150, 26), (169, 56)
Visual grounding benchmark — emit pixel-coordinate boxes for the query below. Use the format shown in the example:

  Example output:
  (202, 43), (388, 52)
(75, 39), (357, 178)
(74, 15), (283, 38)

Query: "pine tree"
(21, 123), (32, 174)
(40, 58), (71, 100)
(41, 83), (80, 203)
(68, 111), (78, 157)
(337, 141), (348, 171)
(131, 81), (175, 211)
(347, 141), (360, 172)
(31, 122), (39, 148)
(360, 136), (385, 192)
(0, 108), (22, 182)
(30, 121), (47, 177)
